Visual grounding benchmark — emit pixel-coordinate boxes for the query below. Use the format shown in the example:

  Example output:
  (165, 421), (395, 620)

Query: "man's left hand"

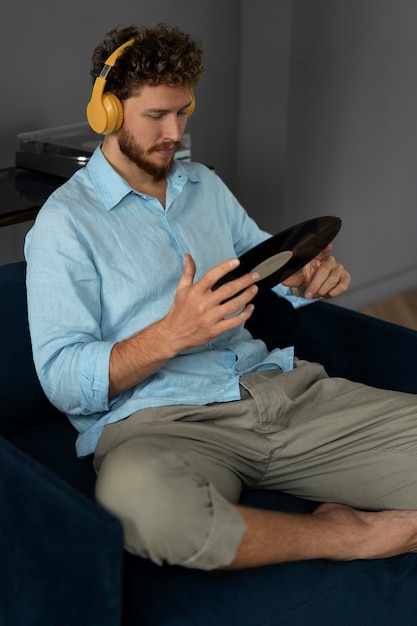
(282, 244), (351, 300)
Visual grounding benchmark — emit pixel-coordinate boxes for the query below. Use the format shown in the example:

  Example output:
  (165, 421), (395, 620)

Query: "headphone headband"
(99, 38), (135, 74)
(86, 38), (195, 135)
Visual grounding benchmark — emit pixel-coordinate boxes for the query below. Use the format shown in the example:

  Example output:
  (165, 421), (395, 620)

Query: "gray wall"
(282, 0), (417, 309)
(2, 0), (417, 311)
(236, 0), (293, 233)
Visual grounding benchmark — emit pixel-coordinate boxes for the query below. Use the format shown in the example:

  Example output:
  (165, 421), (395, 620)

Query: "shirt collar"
(86, 146), (199, 212)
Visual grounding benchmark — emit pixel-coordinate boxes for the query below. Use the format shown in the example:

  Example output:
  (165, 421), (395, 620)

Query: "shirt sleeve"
(272, 283), (316, 308)
(25, 204), (114, 417)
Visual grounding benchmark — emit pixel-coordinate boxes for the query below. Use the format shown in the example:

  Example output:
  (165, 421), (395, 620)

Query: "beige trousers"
(94, 361), (417, 570)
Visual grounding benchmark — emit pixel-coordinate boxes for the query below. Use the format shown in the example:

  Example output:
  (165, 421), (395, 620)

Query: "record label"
(252, 250), (293, 281)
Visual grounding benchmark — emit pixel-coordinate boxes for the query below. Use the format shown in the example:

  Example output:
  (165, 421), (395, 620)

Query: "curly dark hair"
(90, 24), (204, 101)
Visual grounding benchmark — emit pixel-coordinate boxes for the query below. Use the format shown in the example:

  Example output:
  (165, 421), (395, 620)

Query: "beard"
(118, 127), (181, 180)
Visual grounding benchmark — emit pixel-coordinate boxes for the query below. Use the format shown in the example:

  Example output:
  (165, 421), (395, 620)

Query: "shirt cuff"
(78, 341), (114, 414)
(272, 284), (316, 309)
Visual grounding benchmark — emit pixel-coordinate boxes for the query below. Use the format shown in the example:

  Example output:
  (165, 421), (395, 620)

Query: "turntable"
(16, 123), (101, 178)
(16, 122), (192, 179)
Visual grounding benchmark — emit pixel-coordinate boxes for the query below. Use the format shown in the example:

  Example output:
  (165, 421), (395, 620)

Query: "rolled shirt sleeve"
(25, 205), (114, 417)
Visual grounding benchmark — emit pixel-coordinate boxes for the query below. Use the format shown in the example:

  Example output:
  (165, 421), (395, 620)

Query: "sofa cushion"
(0, 262), (61, 437)
(10, 418), (96, 499)
(123, 489), (417, 626)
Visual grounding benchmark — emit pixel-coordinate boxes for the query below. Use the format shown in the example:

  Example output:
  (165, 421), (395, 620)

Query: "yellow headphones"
(86, 38), (195, 135)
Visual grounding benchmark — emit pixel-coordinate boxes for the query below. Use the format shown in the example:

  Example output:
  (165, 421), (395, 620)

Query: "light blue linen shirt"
(25, 147), (308, 457)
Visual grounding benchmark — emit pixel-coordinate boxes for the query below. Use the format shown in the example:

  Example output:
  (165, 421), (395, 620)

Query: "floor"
(360, 286), (417, 331)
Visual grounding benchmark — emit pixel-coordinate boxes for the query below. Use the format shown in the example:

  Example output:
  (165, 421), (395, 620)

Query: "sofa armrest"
(247, 290), (417, 395)
(0, 436), (124, 626)
(294, 300), (417, 394)
(0, 261), (62, 437)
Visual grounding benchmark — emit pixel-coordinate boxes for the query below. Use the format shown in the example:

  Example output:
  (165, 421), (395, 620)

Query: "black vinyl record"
(214, 215), (342, 292)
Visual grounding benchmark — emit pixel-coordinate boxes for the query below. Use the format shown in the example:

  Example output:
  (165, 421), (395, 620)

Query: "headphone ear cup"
(86, 90), (123, 135)
(101, 92), (124, 134)
(186, 89), (195, 118)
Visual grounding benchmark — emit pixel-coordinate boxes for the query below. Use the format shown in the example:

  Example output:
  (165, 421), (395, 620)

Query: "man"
(25, 24), (417, 571)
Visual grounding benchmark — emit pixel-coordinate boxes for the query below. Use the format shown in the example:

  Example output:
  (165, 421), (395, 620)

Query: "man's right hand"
(160, 254), (259, 354)
(108, 254), (259, 397)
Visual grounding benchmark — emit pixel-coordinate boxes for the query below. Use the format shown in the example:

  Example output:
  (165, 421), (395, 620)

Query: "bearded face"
(118, 125), (181, 180)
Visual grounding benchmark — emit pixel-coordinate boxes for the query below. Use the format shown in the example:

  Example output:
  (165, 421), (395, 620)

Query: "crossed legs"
(94, 364), (417, 569)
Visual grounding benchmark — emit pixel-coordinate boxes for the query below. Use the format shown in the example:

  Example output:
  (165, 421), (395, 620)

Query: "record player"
(16, 123), (101, 179)
(16, 122), (192, 179)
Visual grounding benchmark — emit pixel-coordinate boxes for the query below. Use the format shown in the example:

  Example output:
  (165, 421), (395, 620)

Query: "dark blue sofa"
(1, 260), (417, 626)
